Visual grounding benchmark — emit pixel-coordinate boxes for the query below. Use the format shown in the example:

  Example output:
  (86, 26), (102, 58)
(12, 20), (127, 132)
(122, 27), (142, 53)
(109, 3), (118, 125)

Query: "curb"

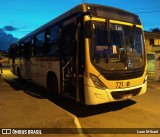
(56, 105), (83, 134)
(147, 82), (160, 90)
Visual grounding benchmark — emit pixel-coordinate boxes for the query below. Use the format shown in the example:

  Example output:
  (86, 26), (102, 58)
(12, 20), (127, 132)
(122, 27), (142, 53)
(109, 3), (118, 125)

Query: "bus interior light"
(89, 73), (106, 90)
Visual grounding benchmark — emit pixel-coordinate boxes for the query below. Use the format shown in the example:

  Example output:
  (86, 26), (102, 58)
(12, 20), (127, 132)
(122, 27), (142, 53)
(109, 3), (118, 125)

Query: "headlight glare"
(89, 73), (106, 90)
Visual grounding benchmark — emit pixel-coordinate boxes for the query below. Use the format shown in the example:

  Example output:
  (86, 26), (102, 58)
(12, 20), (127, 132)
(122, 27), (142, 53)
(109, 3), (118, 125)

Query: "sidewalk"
(0, 70), (82, 134)
(147, 81), (160, 89)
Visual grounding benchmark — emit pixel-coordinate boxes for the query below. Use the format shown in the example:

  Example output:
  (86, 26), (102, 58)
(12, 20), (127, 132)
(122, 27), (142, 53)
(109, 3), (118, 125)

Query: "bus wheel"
(47, 73), (59, 96)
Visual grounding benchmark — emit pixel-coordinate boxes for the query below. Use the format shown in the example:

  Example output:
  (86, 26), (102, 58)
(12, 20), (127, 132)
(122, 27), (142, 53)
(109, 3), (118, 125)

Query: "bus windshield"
(91, 21), (145, 71)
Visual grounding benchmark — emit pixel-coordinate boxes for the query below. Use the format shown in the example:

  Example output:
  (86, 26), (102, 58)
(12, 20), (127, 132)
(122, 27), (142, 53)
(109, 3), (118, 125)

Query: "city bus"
(9, 3), (147, 105)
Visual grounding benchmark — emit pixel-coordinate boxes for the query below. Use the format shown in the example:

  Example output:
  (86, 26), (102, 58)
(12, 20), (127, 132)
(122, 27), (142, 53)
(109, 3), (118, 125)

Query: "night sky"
(0, 0), (160, 51)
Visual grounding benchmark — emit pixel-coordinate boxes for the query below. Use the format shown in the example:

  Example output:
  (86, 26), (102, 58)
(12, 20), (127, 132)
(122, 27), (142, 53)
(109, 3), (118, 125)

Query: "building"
(155, 52), (160, 81)
(144, 31), (160, 81)
(145, 31), (160, 53)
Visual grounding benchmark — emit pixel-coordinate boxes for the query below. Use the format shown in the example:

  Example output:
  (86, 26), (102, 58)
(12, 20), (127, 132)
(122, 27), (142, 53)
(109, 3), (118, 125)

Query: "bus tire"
(47, 72), (59, 96)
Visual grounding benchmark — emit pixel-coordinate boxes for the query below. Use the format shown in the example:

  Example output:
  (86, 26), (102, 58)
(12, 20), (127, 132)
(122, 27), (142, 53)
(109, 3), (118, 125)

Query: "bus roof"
(17, 3), (141, 43)
(85, 3), (140, 24)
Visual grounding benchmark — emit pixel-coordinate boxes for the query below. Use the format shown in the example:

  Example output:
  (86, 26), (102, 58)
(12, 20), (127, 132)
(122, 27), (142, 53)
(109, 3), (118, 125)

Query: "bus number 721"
(116, 82), (123, 88)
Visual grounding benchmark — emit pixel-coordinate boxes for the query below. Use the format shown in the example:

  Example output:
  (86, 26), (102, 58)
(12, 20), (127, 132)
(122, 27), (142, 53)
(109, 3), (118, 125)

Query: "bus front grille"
(111, 87), (142, 100)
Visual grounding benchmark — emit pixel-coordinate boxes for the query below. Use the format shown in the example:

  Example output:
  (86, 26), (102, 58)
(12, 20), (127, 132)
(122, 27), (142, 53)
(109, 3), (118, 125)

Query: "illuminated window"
(149, 39), (154, 46)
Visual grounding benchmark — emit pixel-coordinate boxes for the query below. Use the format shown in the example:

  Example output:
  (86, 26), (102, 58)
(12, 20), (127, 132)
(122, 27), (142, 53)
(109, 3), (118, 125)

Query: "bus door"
(60, 20), (85, 102)
(60, 23), (76, 98)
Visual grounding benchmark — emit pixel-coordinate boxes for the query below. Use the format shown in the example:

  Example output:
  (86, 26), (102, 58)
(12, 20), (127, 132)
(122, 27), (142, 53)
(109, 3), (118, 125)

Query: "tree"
(150, 28), (160, 32)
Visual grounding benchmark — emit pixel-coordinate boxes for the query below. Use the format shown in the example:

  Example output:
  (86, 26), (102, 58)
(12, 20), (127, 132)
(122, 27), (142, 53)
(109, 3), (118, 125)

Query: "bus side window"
(35, 32), (45, 56)
(15, 44), (19, 58)
(49, 26), (60, 56)
(31, 38), (35, 56)
(20, 43), (25, 58)
(24, 40), (33, 59)
(17, 45), (21, 58)
(44, 29), (51, 55)
(43, 26), (60, 56)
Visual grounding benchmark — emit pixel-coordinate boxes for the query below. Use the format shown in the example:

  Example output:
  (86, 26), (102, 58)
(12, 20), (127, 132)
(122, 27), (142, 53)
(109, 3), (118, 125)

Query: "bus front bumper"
(84, 81), (147, 105)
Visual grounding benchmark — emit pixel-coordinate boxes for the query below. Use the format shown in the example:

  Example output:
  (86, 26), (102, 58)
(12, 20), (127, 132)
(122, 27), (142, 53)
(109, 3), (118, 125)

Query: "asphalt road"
(1, 68), (160, 137)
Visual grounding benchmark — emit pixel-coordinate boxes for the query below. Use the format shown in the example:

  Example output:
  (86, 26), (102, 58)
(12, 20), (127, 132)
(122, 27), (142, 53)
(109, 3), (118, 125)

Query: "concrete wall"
(154, 53), (160, 81)
(144, 32), (160, 81)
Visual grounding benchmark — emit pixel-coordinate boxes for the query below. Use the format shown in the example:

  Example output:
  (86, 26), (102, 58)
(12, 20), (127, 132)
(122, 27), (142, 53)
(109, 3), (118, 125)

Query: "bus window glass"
(134, 28), (144, 55)
(30, 38), (35, 56)
(18, 43), (24, 58)
(36, 32), (45, 45)
(91, 22), (145, 71)
(35, 32), (45, 55)
(50, 26), (59, 43)
(15, 45), (19, 58)
(47, 26), (59, 56)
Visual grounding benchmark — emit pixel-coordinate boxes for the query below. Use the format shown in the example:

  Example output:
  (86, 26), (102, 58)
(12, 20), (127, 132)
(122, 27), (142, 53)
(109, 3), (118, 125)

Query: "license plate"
(122, 94), (133, 100)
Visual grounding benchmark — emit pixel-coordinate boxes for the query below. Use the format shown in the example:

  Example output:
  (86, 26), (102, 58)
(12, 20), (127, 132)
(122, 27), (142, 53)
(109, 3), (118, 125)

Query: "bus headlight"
(143, 75), (147, 84)
(89, 73), (106, 90)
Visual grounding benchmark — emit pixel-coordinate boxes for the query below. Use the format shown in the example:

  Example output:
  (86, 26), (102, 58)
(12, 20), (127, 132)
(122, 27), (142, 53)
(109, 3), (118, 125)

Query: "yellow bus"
(9, 3), (147, 105)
